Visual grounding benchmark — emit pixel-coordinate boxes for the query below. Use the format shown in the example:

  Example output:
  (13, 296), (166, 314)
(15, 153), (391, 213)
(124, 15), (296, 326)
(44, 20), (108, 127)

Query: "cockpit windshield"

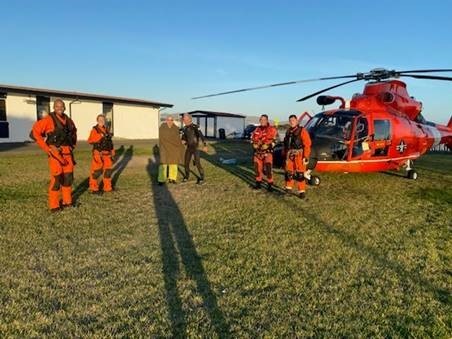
(306, 111), (358, 141)
(305, 110), (368, 161)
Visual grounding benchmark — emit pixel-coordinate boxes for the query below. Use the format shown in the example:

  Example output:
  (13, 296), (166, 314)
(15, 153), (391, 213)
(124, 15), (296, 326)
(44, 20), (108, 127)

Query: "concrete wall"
(113, 103), (159, 139)
(2, 93), (36, 142)
(0, 92), (160, 142)
(217, 116), (245, 138)
(50, 96), (102, 141)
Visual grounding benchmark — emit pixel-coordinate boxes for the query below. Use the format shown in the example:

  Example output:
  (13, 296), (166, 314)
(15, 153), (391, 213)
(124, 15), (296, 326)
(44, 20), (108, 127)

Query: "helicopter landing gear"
(407, 169), (418, 180)
(309, 176), (321, 186)
(305, 170), (321, 186)
(405, 160), (418, 180)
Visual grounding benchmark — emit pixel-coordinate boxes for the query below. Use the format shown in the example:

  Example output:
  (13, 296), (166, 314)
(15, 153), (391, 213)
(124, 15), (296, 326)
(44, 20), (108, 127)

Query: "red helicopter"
(193, 68), (452, 184)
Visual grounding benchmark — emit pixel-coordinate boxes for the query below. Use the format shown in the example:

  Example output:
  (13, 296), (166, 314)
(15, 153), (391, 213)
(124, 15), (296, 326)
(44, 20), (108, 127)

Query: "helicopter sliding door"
(348, 116), (369, 160)
(371, 119), (391, 156)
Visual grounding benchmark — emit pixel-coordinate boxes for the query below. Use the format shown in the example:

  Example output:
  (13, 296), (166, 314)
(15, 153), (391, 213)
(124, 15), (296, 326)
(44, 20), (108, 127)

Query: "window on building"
(0, 98), (8, 138)
(36, 96), (50, 120)
(103, 102), (114, 132)
(0, 99), (6, 121)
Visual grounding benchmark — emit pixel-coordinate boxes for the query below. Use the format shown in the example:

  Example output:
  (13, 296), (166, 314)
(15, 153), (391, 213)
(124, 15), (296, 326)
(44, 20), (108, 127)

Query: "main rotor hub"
(357, 69), (400, 82)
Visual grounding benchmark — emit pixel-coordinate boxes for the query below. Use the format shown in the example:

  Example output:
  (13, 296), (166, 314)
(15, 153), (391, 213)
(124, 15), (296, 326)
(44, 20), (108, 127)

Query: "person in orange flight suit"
(283, 114), (312, 199)
(31, 99), (77, 212)
(87, 114), (115, 193)
(251, 114), (278, 191)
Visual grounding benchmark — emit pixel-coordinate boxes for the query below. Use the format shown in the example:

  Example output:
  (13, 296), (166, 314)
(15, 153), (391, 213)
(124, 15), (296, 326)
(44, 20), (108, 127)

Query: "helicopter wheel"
(308, 175), (321, 186)
(407, 170), (418, 180)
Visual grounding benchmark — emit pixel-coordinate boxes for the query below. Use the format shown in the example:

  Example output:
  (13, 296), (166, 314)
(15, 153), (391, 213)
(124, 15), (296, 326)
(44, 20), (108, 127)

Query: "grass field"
(0, 140), (451, 337)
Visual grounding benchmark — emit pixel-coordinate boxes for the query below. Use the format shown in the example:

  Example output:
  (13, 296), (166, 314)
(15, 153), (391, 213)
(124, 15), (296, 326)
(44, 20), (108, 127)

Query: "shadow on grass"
(72, 145), (132, 203)
(146, 156), (230, 338)
(202, 141), (449, 305)
(112, 145), (133, 186)
(153, 144), (203, 182)
(0, 142), (34, 152)
(201, 142), (285, 192)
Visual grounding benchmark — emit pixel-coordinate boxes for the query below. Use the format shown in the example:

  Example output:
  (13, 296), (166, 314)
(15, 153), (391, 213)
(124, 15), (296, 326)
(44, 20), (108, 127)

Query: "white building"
(0, 84), (173, 143)
(183, 110), (246, 139)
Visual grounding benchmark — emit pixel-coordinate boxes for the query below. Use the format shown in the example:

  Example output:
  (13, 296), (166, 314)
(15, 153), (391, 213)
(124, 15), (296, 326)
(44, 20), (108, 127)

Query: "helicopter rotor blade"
(398, 69), (452, 74)
(401, 74), (452, 81)
(191, 68), (452, 100)
(191, 75), (357, 99)
(296, 79), (361, 102)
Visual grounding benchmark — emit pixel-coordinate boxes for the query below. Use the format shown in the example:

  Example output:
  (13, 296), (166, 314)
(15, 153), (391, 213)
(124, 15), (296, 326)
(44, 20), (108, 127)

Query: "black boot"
(267, 183), (274, 192)
(196, 177), (205, 185)
(298, 191), (306, 199)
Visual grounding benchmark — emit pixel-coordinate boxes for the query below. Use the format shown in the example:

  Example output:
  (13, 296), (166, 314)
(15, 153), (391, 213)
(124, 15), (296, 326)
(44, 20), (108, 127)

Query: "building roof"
(185, 110), (246, 118)
(0, 83), (173, 108)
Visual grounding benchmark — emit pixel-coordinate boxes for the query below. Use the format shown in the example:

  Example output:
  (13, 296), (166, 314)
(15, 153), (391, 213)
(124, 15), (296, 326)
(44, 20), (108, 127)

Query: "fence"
(429, 144), (451, 153)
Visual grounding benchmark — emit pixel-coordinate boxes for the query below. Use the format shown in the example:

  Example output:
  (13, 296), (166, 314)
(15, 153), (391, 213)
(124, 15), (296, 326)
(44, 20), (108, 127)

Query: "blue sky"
(2, 0), (452, 122)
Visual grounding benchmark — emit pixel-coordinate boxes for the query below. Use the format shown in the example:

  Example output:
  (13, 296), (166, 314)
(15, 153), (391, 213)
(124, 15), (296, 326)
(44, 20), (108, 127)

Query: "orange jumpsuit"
(32, 113), (77, 209)
(88, 125), (115, 192)
(284, 125), (312, 192)
(251, 125), (277, 184)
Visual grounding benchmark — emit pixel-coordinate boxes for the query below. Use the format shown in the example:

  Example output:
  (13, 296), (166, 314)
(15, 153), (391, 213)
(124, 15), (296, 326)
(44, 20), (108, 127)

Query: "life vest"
(183, 123), (203, 148)
(284, 126), (304, 150)
(92, 126), (114, 151)
(46, 113), (76, 147)
(252, 125), (277, 153)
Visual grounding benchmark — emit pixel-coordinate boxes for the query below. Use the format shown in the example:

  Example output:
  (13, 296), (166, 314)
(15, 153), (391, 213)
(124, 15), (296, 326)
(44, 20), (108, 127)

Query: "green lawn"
(0, 140), (451, 337)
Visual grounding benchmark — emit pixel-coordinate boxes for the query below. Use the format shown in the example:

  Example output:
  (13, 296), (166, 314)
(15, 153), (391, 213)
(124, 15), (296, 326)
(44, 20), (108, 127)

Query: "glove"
(48, 147), (68, 166)
(252, 143), (259, 150)
(303, 157), (309, 165)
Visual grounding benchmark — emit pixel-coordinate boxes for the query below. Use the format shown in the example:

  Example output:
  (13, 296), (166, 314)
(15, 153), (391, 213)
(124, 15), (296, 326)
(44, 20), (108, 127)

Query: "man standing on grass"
(251, 114), (277, 191)
(158, 115), (184, 185)
(283, 114), (312, 199)
(181, 113), (208, 184)
(31, 99), (77, 212)
(88, 114), (115, 193)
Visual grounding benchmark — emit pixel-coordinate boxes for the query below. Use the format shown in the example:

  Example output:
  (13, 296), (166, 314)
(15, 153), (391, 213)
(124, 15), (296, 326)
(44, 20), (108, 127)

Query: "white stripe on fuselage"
(317, 153), (420, 164)
(424, 125), (442, 146)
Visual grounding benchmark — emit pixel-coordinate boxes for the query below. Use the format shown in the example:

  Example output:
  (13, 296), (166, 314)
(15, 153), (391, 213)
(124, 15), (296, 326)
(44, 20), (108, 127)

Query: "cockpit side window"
(355, 117), (369, 140)
(350, 117), (369, 158)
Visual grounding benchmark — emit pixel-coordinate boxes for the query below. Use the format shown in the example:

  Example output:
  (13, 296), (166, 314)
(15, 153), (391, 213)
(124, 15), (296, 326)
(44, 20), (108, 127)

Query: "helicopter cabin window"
(373, 119), (391, 156)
